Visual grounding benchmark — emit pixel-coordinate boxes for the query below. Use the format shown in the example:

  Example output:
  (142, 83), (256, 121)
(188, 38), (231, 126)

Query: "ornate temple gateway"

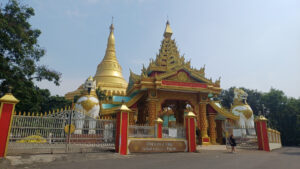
(64, 21), (247, 145)
(0, 21), (281, 158)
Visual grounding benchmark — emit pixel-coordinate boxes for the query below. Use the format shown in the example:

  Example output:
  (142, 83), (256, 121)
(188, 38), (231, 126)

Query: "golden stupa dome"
(94, 24), (128, 96)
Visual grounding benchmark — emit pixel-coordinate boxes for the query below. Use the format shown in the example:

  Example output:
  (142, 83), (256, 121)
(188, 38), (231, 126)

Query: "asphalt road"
(1, 147), (300, 169)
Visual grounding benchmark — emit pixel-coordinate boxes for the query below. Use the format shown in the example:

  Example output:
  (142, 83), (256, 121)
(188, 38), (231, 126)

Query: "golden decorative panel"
(80, 99), (98, 112)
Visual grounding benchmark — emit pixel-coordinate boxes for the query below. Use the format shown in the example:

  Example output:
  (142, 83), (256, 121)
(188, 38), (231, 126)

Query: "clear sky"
(5, 0), (300, 98)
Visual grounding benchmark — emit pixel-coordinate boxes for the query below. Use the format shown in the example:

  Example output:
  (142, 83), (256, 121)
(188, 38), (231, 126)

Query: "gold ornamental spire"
(164, 20), (173, 38)
(94, 23), (128, 96)
(147, 20), (181, 72)
(104, 23), (116, 60)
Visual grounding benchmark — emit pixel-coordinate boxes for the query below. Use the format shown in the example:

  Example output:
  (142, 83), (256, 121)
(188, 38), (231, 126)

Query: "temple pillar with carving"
(199, 102), (210, 144)
(208, 114), (217, 144)
(147, 89), (158, 126)
(147, 99), (158, 126)
(199, 93), (210, 145)
(129, 111), (135, 125)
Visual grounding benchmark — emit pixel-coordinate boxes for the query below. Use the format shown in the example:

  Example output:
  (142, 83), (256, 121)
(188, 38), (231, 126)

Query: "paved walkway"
(1, 147), (299, 169)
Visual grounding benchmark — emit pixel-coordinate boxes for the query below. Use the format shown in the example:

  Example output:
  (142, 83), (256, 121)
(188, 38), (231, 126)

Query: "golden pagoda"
(65, 23), (127, 100)
(94, 23), (127, 96)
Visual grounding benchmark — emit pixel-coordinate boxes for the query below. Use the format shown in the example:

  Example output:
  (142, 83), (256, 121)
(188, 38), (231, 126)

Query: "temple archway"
(160, 99), (194, 127)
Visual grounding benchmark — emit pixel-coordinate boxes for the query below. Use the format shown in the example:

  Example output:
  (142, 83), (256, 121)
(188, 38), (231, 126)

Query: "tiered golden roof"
(94, 24), (127, 96)
(127, 21), (221, 94)
(129, 21), (210, 78)
(149, 21), (184, 72)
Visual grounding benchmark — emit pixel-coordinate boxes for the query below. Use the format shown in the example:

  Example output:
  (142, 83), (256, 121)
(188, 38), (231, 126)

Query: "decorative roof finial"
(164, 18), (173, 38)
(110, 16), (114, 32)
(166, 15), (169, 25)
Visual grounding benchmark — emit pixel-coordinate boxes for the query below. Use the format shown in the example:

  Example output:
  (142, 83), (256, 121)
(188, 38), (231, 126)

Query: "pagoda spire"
(104, 23), (116, 60)
(164, 20), (173, 38)
(145, 20), (185, 73)
(94, 23), (128, 96)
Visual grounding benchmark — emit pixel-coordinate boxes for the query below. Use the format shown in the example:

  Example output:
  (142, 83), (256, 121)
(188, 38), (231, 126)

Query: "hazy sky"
(5, 0), (300, 98)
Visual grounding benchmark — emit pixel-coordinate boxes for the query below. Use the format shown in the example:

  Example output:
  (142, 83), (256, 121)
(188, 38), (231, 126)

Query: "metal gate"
(224, 120), (258, 149)
(7, 110), (115, 155)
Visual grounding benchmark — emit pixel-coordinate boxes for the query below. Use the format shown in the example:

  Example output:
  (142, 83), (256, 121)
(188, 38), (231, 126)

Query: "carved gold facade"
(123, 21), (231, 146)
(127, 22), (221, 96)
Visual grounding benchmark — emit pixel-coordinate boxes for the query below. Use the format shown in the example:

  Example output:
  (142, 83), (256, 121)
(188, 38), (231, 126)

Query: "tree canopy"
(0, 0), (71, 112)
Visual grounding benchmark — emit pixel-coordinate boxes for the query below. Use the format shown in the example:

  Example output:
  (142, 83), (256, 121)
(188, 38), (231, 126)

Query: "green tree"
(296, 114), (300, 145)
(0, 0), (69, 112)
(261, 88), (288, 128)
(38, 89), (72, 112)
(262, 89), (300, 146)
(219, 87), (235, 109)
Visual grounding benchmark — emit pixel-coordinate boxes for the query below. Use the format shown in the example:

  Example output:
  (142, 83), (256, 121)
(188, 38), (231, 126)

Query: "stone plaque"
(128, 139), (187, 153)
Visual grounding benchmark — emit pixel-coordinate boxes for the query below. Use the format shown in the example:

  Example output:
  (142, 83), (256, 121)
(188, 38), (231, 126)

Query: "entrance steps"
(196, 145), (227, 151)
(237, 135), (258, 150)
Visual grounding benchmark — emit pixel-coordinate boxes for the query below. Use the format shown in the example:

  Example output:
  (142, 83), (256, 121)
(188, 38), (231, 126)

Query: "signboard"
(128, 139), (187, 153)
